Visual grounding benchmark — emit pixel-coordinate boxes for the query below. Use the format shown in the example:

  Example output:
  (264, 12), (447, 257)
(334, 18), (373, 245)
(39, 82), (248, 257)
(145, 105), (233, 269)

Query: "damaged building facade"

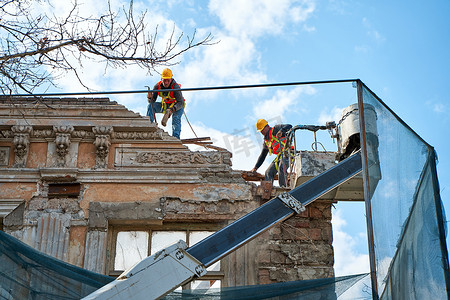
(0, 97), (348, 289)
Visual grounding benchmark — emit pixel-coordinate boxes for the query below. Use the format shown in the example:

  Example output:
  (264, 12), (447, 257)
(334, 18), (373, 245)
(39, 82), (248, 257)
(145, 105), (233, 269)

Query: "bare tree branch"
(0, 0), (215, 94)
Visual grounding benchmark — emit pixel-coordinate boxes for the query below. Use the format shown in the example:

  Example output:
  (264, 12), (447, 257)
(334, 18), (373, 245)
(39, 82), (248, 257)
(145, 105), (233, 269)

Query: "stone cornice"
(0, 199), (23, 218)
(0, 125), (174, 142)
(0, 168), (243, 184)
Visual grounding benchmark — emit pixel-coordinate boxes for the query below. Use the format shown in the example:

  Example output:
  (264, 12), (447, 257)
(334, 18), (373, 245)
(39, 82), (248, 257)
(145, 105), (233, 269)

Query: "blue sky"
(38, 0), (449, 291)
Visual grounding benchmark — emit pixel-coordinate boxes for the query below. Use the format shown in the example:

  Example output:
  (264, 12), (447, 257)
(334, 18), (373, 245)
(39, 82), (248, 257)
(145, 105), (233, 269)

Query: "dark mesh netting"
(361, 84), (450, 299)
(0, 227), (368, 299)
(164, 273), (368, 299)
(0, 230), (114, 299)
(381, 152), (448, 298)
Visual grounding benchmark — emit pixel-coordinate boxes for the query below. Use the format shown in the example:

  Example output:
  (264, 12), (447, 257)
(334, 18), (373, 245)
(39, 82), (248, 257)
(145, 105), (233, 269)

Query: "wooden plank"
(48, 183), (81, 197)
(261, 181), (273, 200)
(85, 231), (108, 274)
(246, 239), (257, 285)
(222, 250), (236, 287)
(180, 137), (211, 142)
(181, 141), (213, 145)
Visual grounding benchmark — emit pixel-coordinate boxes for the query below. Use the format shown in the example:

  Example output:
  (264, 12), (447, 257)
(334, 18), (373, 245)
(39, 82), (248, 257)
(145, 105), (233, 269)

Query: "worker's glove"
(147, 92), (153, 103)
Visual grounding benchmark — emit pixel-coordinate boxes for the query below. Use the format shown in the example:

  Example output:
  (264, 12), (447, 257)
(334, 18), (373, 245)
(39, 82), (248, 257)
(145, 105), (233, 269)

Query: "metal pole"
(356, 80), (379, 299)
(429, 148), (450, 298)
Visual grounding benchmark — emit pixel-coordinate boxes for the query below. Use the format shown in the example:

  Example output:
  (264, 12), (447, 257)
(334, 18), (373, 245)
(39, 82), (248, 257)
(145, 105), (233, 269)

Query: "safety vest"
(265, 127), (293, 172)
(157, 81), (185, 112)
(264, 128), (291, 155)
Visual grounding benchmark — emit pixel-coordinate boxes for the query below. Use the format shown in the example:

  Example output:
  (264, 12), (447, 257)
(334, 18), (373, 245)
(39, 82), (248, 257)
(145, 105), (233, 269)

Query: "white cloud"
(318, 105), (344, 124)
(332, 209), (370, 276)
(433, 103), (446, 113)
(362, 17), (386, 44)
(302, 24), (316, 32)
(354, 45), (369, 53)
(353, 17), (385, 54)
(327, 0), (352, 15)
(290, 1), (316, 22)
(179, 33), (265, 89)
(370, 30), (386, 43)
(432, 102), (447, 114)
(209, 0), (316, 38)
(173, 0), (316, 106)
(425, 101), (448, 121)
(252, 86), (316, 120)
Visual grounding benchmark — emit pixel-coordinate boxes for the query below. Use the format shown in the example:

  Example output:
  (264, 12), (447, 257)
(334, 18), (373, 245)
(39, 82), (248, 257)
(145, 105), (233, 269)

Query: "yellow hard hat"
(256, 119), (268, 132)
(161, 68), (173, 79)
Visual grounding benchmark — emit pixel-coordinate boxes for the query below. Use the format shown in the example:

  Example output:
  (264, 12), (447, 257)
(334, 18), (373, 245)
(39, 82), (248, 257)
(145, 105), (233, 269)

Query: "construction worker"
(147, 68), (185, 139)
(251, 119), (292, 188)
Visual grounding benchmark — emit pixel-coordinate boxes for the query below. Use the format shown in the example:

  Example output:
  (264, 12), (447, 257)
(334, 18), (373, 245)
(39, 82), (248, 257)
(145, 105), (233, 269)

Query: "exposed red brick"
(298, 207), (309, 218)
(309, 206), (323, 219)
(309, 228), (322, 240)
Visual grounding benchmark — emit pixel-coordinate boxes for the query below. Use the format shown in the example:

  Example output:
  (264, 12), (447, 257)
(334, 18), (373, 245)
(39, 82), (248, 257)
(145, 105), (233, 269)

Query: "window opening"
(110, 227), (223, 291)
(114, 231), (148, 271)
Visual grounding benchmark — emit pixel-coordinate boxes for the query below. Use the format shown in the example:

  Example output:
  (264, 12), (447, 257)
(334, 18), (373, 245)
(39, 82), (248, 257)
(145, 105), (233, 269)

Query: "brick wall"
(252, 201), (334, 284)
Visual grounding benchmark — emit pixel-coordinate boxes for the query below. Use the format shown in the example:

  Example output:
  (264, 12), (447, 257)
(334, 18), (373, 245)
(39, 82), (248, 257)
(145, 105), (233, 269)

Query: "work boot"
(161, 109), (172, 127)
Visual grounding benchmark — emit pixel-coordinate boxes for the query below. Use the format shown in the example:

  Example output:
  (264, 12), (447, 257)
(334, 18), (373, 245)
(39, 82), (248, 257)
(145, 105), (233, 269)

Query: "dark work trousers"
(265, 154), (289, 187)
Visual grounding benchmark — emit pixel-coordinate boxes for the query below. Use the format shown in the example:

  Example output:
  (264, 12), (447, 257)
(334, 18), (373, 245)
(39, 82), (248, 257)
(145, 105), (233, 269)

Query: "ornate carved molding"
(72, 130), (94, 139)
(11, 125), (32, 167)
(0, 146), (10, 166)
(53, 125), (74, 167)
(2, 126), (163, 142)
(32, 129), (55, 139)
(93, 126), (113, 168)
(135, 151), (232, 166)
(31, 129), (93, 140)
(113, 131), (163, 140)
(0, 130), (13, 138)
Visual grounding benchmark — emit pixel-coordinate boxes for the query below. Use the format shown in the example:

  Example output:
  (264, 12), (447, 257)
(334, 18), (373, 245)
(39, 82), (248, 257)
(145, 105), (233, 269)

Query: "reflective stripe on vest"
(158, 81), (177, 105)
(157, 81), (186, 113)
(264, 128), (288, 155)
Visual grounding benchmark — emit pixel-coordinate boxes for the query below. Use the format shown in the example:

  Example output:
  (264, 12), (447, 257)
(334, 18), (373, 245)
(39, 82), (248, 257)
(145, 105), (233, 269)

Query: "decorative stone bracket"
(93, 126), (113, 169)
(53, 125), (74, 167)
(11, 125), (32, 168)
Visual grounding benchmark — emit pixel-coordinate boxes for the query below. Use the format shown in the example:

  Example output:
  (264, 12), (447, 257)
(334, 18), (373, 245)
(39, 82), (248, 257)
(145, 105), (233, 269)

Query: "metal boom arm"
(83, 151), (362, 300)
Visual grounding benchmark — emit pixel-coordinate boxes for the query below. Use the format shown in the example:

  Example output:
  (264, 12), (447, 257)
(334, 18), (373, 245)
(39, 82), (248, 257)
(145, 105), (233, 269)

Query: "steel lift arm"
(83, 151), (362, 300)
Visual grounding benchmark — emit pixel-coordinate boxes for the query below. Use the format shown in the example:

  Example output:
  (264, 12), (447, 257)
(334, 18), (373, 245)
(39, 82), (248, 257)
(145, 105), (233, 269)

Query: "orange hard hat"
(161, 68), (173, 79)
(256, 119), (268, 132)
